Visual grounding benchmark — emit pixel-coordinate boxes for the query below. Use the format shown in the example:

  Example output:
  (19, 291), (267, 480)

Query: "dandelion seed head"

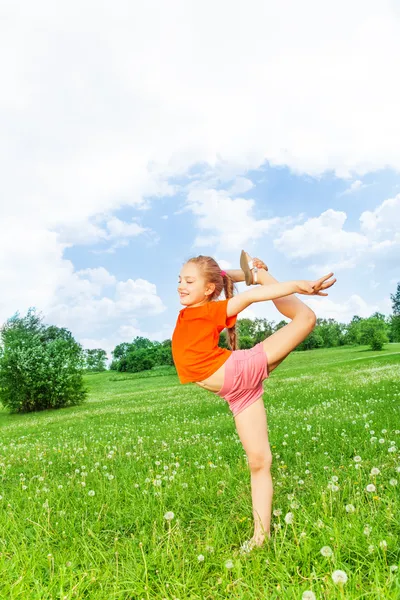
(332, 569), (348, 584)
(320, 546), (333, 557)
(302, 592), (316, 600)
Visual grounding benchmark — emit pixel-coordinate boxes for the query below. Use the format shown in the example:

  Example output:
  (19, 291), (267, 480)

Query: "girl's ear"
(205, 283), (216, 296)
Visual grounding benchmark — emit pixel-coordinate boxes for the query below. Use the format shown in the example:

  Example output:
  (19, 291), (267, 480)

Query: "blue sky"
(1, 1), (399, 359)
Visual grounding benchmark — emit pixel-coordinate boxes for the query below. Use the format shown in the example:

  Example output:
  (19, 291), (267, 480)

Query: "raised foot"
(240, 250), (268, 286)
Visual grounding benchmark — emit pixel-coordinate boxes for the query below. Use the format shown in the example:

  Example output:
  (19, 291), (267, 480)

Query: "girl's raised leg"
(255, 266), (317, 371)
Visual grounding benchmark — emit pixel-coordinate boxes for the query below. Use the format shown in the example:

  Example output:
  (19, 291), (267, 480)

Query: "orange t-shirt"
(171, 298), (237, 384)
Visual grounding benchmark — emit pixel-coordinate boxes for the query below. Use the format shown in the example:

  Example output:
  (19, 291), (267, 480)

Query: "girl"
(171, 250), (336, 553)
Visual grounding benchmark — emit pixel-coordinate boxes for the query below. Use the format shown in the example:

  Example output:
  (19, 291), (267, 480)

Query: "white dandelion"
(284, 512), (294, 524)
(320, 546), (333, 557)
(164, 511), (174, 521)
(331, 570), (348, 584)
(302, 592), (316, 600)
(364, 525), (372, 536)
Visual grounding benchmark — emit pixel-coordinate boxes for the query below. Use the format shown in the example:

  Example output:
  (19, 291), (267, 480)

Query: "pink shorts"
(217, 342), (269, 417)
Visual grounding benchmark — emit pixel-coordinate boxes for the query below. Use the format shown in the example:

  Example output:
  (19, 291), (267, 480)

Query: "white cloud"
(360, 195), (400, 239)
(302, 294), (380, 322)
(274, 209), (368, 258)
(340, 179), (366, 195)
(2, 1), (400, 346)
(75, 267), (117, 292)
(57, 216), (149, 248)
(228, 177), (254, 195)
(186, 187), (296, 252)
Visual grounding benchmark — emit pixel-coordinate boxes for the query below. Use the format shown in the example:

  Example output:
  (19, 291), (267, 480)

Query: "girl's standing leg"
(234, 396), (273, 546)
(234, 260), (317, 547)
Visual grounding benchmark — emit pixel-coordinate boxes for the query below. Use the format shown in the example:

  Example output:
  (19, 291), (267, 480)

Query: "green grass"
(0, 344), (399, 599)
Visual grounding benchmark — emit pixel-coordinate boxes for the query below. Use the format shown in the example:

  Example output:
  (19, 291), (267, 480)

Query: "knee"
(302, 309), (317, 330)
(248, 451), (273, 472)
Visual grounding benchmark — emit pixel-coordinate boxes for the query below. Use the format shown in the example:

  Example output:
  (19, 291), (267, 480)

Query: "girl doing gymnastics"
(171, 250), (336, 552)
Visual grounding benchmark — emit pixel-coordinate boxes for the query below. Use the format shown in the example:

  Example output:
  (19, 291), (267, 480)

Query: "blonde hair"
(186, 255), (238, 350)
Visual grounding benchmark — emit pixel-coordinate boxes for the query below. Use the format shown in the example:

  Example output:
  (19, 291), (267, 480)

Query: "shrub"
(0, 308), (87, 413)
(360, 316), (389, 351)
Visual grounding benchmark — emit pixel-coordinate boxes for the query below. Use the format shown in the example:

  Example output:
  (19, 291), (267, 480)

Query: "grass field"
(0, 344), (399, 599)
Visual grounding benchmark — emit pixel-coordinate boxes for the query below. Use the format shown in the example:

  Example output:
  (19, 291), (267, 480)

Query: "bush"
(0, 308), (87, 413)
(296, 330), (324, 351)
(360, 317), (389, 351)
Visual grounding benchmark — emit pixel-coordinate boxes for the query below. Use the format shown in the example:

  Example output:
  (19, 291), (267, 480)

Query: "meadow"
(0, 344), (399, 599)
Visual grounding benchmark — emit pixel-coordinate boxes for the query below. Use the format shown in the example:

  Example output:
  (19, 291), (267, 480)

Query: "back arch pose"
(171, 250), (336, 553)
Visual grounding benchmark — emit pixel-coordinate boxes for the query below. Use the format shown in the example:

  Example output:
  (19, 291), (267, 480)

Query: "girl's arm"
(227, 281), (298, 317)
(226, 273), (335, 317)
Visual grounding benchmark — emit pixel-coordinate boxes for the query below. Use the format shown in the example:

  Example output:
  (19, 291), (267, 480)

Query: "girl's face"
(178, 262), (215, 308)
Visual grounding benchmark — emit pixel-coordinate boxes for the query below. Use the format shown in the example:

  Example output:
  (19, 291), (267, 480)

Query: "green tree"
(239, 335), (254, 349)
(296, 330), (324, 351)
(0, 308), (87, 413)
(218, 330), (229, 349)
(155, 340), (174, 366)
(84, 348), (107, 372)
(344, 315), (363, 345)
(360, 316), (389, 351)
(316, 318), (345, 347)
(237, 318), (257, 340)
(390, 282), (400, 342)
(253, 318), (274, 344)
(125, 348), (156, 372)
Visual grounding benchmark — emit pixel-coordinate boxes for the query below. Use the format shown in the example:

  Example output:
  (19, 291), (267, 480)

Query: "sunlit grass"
(0, 345), (399, 599)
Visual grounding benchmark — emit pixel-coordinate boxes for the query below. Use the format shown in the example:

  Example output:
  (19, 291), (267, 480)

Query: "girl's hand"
(296, 273), (336, 296)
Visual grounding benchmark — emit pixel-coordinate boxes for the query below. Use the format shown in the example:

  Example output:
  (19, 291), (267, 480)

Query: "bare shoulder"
(227, 289), (259, 317)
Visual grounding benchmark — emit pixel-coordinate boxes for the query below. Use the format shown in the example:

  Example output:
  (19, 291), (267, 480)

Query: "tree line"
(0, 283), (399, 412)
(108, 283), (400, 372)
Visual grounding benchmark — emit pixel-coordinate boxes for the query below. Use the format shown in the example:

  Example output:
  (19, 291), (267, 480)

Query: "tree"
(296, 330), (324, 351)
(360, 316), (389, 351)
(253, 318), (274, 344)
(391, 282), (400, 315)
(0, 308), (87, 413)
(390, 282), (400, 342)
(84, 348), (107, 372)
(239, 335), (254, 349)
(316, 318), (345, 347)
(125, 348), (156, 372)
(155, 340), (174, 366)
(344, 316), (363, 345)
(218, 330), (229, 349)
